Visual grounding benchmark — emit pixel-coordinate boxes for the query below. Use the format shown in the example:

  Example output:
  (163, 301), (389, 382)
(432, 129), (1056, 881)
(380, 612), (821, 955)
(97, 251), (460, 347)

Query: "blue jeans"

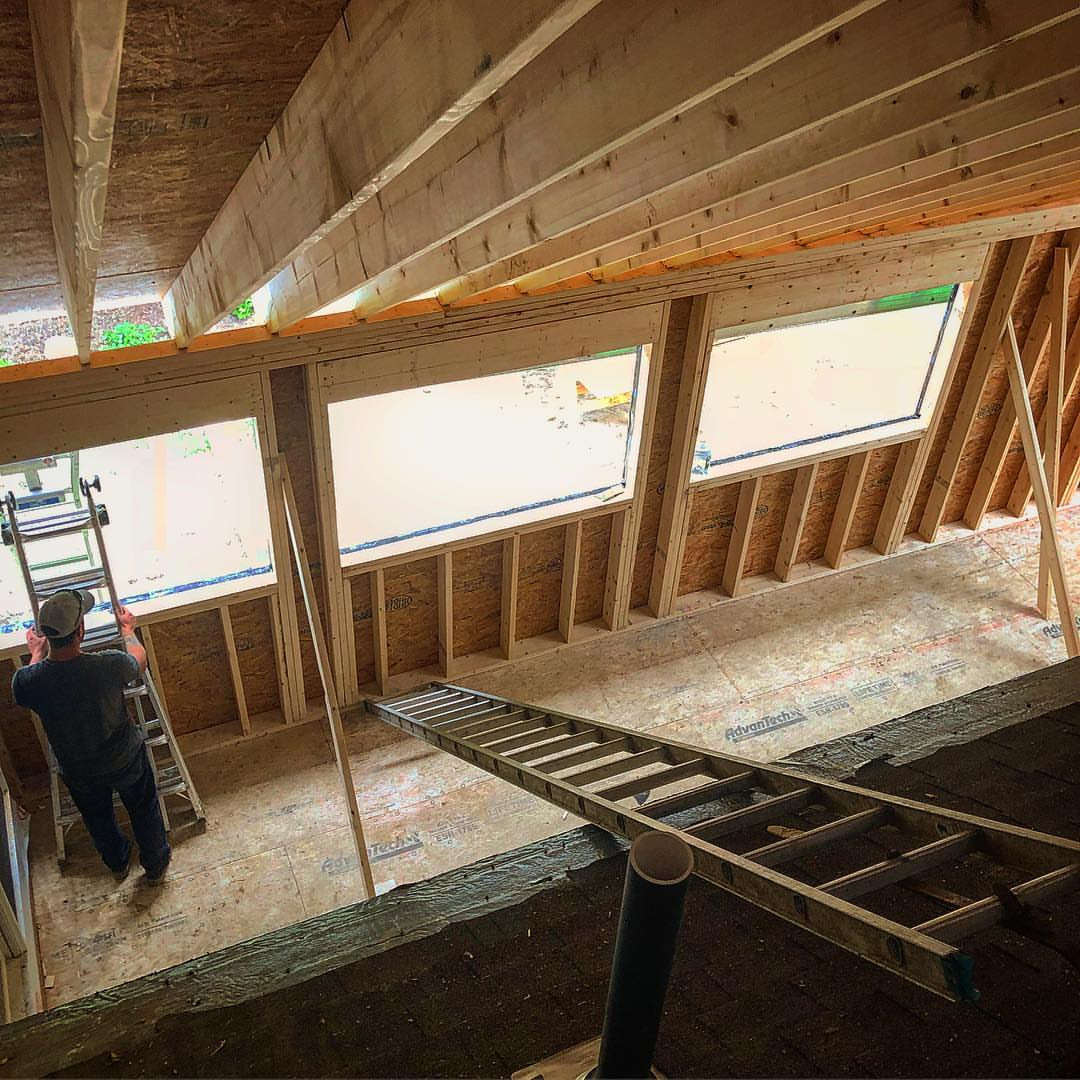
(64, 749), (171, 876)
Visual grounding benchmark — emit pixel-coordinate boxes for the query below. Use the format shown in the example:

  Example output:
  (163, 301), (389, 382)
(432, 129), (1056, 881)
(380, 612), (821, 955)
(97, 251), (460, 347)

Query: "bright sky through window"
(694, 286), (966, 480)
(330, 347), (648, 562)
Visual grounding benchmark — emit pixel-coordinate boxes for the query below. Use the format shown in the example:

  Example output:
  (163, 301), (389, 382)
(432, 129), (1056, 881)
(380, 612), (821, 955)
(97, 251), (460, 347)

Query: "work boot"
(145, 850), (171, 885)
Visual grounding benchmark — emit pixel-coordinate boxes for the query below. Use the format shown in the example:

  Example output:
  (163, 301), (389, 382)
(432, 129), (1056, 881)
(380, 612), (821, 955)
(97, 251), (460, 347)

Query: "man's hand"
(117, 606), (137, 636)
(25, 626), (48, 663)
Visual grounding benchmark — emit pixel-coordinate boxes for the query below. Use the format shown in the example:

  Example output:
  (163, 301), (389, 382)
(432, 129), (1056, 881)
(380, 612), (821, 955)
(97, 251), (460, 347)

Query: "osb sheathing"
(385, 559), (438, 676)
(847, 443), (902, 550)
(349, 573), (376, 689)
(678, 482), (738, 595)
(228, 597), (280, 718)
(630, 297), (692, 609)
(744, 470), (797, 576)
(797, 457), (850, 563)
(516, 527), (565, 640)
(151, 609), (239, 736)
(452, 542), (502, 657)
(0, 658), (44, 778)
(574, 515), (612, 624)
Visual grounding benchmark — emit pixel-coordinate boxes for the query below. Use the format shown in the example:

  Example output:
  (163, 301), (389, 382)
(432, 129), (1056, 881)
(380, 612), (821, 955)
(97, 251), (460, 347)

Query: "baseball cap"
(37, 589), (95, 639)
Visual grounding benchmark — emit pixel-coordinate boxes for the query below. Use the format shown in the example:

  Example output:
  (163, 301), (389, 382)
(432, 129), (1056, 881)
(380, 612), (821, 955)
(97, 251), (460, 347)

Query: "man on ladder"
(10, 589), (171, 884)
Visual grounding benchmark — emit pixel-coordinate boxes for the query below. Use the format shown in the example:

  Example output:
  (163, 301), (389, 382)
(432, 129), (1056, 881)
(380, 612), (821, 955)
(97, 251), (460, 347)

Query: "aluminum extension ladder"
(3, 476), (205, 864)
(371, 683), (1080, 1002)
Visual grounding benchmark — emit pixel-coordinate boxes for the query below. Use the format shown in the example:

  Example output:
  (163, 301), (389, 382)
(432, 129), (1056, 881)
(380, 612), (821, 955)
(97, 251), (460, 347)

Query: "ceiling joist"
(28, 0), (127, 362)
(164, 0), (603, 345)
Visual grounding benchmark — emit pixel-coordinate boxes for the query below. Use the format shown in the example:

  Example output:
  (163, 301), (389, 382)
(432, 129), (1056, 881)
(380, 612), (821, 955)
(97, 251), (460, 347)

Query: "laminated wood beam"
(28, 0), (127, 361)
(165, 0), (600, 343)
(649, 294), (716, 616)
(354, 3), (1077, 317)
(918, 235), (1036, 540)
(722, 477), (762, 597)
(873, 254), (995, 554)
(775, 463), (818, 581)
(280, 462), (376, 897)
(1037, 249), (1071, 616)
(1004, 320), (1080, 657)
(219, 606), (251, 737)
(824, 452), (871, 568)
(270, 0), (884, 328)
(558, 521), (583, 644)
(963, 231), (1080, 530)
(500, 535), (520, 660)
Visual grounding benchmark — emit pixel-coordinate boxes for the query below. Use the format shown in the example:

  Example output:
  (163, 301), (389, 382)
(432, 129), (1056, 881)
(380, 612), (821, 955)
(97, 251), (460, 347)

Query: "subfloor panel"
(26, 506), (1080, 1007)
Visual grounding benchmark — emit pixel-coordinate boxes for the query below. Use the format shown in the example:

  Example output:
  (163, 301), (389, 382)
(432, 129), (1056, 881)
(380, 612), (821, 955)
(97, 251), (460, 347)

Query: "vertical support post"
(1004, 320), (1080, 658)
(559, 519), (583, 643)
(722, 476), (761, 597)
(267, 594), (293, 723)
(279, 461), (376, 897)
(1038, 248), (1070, 616)
(595, 833), (693, 1080)
(219, 606), (251, 736)
(500, 534), (520, 659)
(437, 550), (454, 677)
(775, 463), (818, 582)
(649, 293), (716, 617)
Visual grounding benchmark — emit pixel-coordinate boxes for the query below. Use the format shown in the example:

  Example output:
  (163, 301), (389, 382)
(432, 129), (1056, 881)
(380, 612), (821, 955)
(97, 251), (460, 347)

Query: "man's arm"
(25, 627), (48, 665)
(116, 606), (148, 673)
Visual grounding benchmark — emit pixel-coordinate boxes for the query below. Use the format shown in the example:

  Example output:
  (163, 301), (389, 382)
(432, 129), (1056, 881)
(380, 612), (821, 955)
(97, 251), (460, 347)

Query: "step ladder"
(370, 683), (1080, 1002)
(3, 476), (206, 864)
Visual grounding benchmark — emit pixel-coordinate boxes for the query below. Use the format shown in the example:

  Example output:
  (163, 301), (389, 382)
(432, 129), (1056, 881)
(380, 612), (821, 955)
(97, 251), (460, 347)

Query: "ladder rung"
(82, 624), (122, 649)
(448, 707), (528, 736)
(124, 683), (150, 699)
(914, 864), (1080, 943)
(12, 510), (93, 540)
(506, 728), (601, 763)
(562, 747), (669, 788)
(821, 831), (978, 901)
(687, 787), (816, 840)
(486, 721), (573, 754)
(746, 807), (890, 868)
(594, 757), (710, 803)
(33, 566), (107, 597)
(390, 686), (462, 711)
(534, 737), (630, 775)
(428, 702), (507, 728)
(471, 715), (551, 746)
(408, 695), (480, 721)
(639, 771), (759, 818)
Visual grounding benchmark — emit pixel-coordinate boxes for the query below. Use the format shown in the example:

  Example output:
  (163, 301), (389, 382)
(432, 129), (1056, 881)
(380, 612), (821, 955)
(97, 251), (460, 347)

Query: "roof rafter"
(164, 0), (603, 345)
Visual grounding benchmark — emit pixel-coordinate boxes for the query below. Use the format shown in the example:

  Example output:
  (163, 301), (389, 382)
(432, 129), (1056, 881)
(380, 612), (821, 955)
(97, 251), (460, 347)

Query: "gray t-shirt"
(12, 650), (143, 784)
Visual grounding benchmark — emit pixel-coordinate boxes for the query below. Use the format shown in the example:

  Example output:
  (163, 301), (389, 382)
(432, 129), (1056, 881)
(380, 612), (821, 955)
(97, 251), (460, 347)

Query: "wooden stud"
(825, 452), (871, 568)
(437, 551), (454, 677)
(964, 231), (1080, 529)
(604, 304), (670, 630)
(219, 606), (251, 737)
(279, 461), (376, 897)
(1038, 248), (1070, 616)
(649, 293), (715, 616)
(138, 623), (175, 730)
(1004, 320), (1079, 658)
(918, 236), (1036, 541)
(371, 569), (390, 696)
(268, 594), (293, 723)
(305, 365), (356, 703)
(500, 535), (520, 660)
(775, 463), (818, 581)
(874, 253), (994, 554)
(559, 520), (583, 643)
(722, 476), (761, 597)
(28, 0), (127, 361)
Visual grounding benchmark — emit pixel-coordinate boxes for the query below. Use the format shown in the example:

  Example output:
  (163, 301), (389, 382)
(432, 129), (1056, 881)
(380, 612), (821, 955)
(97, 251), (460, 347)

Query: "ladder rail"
(372, 683), (1080, 1003)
